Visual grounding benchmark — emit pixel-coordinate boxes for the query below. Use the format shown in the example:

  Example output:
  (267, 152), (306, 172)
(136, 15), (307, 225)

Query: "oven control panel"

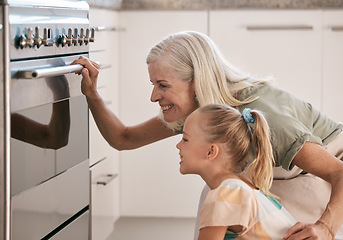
(16, 27), (95, 49)
(9, 0), (91, 60)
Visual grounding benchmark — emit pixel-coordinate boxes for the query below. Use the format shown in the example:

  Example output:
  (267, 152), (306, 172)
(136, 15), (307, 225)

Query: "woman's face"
(176, 111), (209, 175)
(148, 60), (198, 123)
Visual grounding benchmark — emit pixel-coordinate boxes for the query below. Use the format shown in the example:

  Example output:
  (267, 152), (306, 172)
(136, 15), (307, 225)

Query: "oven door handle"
(16, 64), (84, 79)
(15, 62), (109, 79)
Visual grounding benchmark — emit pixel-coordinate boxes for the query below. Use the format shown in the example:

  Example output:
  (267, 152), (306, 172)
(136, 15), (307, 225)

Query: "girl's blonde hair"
(198, 104), (275, 196)
(147, 31), (272, 131)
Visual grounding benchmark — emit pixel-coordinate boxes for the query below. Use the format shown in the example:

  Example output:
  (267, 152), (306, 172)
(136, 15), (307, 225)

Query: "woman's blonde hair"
(147, 31), (271, 108)
(198, 104), (275, 196)
(147, 31), (272, 132)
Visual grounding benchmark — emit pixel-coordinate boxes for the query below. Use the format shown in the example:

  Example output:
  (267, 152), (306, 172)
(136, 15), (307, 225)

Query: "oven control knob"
(78, 28), (85, 45)
(42, 28), (53, 46)
(17, 34), (27, 49)
(34, 26), (43, 48)
(72, 28), (79, 45)
(84, 28), (90, 45)
(26, 28), (34, 48)
(60, 34), (67, 47)
(66, 28), (73, 46)
(89, 28), (95, 42)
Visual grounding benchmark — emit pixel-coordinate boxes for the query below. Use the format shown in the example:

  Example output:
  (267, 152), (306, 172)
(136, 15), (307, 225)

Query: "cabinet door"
(89, 9), (120, 166)
(119, 11), (207, 217)
(322, 10), (343, 123)
(209, 10), (322, 110)
(91, 155), (120, 240)
(89, 88), (114, 166)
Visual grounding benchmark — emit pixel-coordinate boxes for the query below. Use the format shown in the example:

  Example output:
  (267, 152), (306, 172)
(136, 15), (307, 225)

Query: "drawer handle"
(246, 25), (313, 31)
(104, 100), (112, 106)
(96, 173), (118, 186)
(331, 26), (343, 31)
(94, 26), (126, 32)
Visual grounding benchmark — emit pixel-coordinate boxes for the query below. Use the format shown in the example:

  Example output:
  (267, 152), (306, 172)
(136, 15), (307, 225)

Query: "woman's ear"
(207, 144), (220, 161)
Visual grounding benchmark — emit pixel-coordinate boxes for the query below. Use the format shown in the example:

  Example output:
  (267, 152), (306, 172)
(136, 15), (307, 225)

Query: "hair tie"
(242, 108), (256, 123)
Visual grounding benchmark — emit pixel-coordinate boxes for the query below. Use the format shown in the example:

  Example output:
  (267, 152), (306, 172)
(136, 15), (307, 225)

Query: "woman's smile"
(161, 104), (174, 113)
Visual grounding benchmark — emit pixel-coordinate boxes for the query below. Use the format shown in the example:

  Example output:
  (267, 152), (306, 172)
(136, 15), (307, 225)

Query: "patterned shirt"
(199, 178), (296, 240)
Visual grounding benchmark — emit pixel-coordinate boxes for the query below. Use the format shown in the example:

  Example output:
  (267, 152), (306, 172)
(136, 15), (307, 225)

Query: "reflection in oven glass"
(10, 95), (88, 196)
(11, 75), (71, 149)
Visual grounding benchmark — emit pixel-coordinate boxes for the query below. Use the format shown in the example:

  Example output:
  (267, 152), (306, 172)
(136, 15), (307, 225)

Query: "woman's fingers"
(283, 222), (306, 239)
(71, 56), (100, 74)
(283, 221), (330, 240)
(72, 56), (99, 98)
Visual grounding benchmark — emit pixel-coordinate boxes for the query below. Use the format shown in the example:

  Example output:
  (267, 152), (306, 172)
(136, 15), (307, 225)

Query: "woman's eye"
(182, 138), (188, 142)
(160, 84), (167, 88)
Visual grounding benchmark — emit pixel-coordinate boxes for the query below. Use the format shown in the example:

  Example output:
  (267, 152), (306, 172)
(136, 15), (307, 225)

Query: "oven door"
(10, 54), (89, 239)
(10, 54), (89, 196)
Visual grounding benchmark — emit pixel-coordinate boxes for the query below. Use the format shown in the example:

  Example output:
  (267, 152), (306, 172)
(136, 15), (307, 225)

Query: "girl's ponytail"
(248, 110), (275, 196)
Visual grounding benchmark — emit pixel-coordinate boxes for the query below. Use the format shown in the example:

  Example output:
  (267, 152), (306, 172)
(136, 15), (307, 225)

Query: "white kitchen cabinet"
(118, 11), (207, 217)
(322, 10), (343, 123)
(89, 8), (120, 240)
(90, 155), (120, 240)
(209, 10), (323, 111)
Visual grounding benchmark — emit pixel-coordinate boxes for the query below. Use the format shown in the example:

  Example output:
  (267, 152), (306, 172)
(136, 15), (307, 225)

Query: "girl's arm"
(198, 226), (227, 240)
(284, 142), (343, 240)
(198, 225), (242, 240)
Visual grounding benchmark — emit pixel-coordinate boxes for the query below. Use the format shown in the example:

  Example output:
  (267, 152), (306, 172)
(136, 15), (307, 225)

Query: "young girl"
(176, 104), (296, 240)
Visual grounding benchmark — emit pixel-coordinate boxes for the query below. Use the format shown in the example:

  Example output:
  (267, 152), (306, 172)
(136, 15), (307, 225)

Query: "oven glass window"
(11, 95), (88, 196)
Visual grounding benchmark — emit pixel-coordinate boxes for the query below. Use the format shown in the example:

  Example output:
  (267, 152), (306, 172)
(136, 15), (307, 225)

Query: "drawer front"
(11, 160), (89, 240)
(91, 156), (119, 239)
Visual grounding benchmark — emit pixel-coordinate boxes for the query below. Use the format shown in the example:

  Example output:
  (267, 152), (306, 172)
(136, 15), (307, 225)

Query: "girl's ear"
(207, 144), (220, 161)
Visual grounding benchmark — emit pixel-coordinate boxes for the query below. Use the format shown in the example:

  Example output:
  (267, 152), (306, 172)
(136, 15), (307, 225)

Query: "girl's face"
(148, 60), (198, 123)
(176, 111), (209, 175)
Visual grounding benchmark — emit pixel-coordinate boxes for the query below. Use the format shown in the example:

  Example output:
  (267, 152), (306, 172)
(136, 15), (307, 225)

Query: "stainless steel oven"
(1, 0), (94, 239)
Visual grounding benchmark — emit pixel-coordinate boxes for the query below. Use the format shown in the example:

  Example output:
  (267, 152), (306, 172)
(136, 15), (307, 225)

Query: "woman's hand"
(283, 221), (333, 240)
(286, 141), (343, 240)
(71, 56), (100, 98)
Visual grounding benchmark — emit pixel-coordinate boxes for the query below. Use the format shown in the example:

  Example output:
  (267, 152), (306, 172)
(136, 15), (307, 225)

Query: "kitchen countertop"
(120, 0), (343, 10)
(88, 0), (343, 10)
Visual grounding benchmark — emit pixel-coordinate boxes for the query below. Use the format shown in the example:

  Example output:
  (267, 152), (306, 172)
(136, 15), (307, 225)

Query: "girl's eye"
(182, 138), (188, 142)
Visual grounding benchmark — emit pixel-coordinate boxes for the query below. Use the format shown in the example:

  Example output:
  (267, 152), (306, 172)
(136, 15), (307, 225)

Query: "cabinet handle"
(96, 173), (118, 186)
(246, 25), (313, 31)
(100, 63), (112, 69)
(94, 26), (126, 32)
(104, 100), (112, 106)
(331, 26), (343, 32)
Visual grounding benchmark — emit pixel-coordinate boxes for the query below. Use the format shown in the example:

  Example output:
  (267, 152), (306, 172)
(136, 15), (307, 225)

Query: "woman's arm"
(72, 56), (176, 150)
(89, 94), (175, 150)
(284, 141), (343, 240)
(11, 100), (70, 149)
